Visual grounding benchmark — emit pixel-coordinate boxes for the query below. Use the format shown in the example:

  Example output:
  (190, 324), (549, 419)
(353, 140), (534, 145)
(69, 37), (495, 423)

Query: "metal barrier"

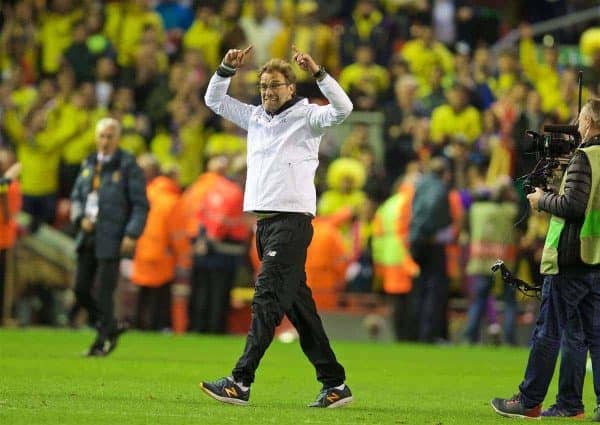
(2, 214), (75, 324)
(492, 5), (600, 57)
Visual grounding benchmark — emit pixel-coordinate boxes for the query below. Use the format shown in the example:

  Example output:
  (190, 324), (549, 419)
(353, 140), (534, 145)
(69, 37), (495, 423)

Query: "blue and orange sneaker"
(308, 385), (353, 408)
(491, 393), (541, 419)
(199, 377), (250, 406)
(541, 404), (585, 419)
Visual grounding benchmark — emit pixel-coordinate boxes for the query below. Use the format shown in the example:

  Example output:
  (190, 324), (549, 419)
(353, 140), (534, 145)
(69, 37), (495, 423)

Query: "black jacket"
(70, 149), (149, 259)
(538, 135), (600, 270)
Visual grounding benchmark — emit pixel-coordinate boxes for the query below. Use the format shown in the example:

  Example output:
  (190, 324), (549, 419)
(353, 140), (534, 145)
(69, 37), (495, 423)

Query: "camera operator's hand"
(526, 187), (544, 211)
(223, 45), (253, 69)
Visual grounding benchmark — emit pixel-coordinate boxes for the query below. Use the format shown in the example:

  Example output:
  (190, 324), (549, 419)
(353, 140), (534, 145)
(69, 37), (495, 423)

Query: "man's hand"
(120, 236), (137, 257)
(223, 45), (253, 68)
(292, 45), (319, 74)
(526, 187), (544, 211)
(81, 217), (95, 233)
(3, 162), (21, 180)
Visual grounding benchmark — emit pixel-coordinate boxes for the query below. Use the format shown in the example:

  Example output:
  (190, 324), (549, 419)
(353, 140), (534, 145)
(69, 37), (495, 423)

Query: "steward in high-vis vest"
(131, 155), (190, 332)
(492, 99), (600, 420)
(463, 182), (519, 345)
(371, 184), (419, 341)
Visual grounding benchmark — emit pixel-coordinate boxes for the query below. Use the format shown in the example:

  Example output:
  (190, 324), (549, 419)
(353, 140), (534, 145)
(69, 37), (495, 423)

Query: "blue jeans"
(554, 318), (588, 413)
(519, 269), (600, 409)
(463, 274), (517, 344)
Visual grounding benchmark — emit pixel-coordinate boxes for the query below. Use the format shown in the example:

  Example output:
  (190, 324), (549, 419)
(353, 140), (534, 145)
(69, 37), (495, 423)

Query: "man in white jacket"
(200, 45), (354, 408)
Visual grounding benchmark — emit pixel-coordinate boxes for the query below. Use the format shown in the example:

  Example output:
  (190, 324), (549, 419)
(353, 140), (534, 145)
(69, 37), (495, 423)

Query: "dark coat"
(409, 173), (452, 247)
(539, 135), (600, 269)
(70, 149), (149, 259)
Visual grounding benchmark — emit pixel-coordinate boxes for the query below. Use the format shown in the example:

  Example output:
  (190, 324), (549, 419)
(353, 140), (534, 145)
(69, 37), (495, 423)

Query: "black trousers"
(410, 243), (449, 343)
(74, 239), (120, 339)
(232, 213), (346, 388)
(189, 260), (236, 334)
(136, 283), (172, 331)
(390, 293), (415, 341)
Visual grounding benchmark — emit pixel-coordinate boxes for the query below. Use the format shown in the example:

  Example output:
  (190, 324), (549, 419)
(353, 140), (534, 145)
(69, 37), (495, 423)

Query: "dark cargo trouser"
(232, 213), (346, 388)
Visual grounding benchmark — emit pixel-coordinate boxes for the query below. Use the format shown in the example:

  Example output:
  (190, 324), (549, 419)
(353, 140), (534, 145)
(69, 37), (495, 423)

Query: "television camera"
(521, 124), (580, 194)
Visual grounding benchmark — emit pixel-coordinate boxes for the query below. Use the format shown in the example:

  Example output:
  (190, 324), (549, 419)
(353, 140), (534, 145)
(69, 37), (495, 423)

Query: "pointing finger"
(243, 45), (253, 55)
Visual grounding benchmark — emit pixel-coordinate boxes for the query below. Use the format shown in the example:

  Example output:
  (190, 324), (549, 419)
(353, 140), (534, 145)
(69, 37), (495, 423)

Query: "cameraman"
(492, 99), (600, 419)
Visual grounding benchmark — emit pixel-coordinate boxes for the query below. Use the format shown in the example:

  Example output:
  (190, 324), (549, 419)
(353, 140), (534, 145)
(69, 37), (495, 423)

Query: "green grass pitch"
(1, 328), (596, 424)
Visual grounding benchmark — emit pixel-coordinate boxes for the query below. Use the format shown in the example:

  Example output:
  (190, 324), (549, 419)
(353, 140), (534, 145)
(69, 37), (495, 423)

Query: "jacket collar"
(584, 134), (600, 147)
(266, 96), (304, 117)
(87, 149), (123, 168)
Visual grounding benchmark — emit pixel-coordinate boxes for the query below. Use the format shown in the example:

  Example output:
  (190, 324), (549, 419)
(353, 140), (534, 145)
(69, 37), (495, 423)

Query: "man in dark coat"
(70, 117), (149, 356)
(409, 157), (453, 343)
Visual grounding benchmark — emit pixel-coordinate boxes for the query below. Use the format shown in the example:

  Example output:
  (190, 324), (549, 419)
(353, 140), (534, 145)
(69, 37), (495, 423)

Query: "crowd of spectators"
(2, 0), (600, 344)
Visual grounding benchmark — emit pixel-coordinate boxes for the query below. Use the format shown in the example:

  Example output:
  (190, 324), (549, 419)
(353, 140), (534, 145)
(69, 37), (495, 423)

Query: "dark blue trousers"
(554, 319), (588, 413)
(463, 274), (517, 345)
(519, 269), (600, 410)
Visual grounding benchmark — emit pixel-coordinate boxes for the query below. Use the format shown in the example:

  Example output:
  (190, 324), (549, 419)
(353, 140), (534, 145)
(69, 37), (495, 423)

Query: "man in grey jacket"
(200, 45), (354, 408)
(70, 118), (149, 356)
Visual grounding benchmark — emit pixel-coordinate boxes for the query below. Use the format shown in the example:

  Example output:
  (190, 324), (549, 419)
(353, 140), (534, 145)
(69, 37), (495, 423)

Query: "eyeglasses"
(258, 82), (289, 91)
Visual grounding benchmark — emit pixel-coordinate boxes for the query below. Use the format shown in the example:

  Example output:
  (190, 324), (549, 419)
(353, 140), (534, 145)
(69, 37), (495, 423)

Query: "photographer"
(492, 99), (600, 419)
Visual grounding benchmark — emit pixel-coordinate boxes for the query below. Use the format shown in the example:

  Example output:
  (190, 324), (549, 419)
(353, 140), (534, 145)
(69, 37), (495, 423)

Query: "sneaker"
(102, 321), (129, 356)
(85, 343), (106, 357)
(308, 385), (353, 408)
(541, 404), (585, 419)
(85, 334), (106, 357)
(593, 405), (600, 422)
(199, 377), (250, 406)
(490, 394), (541, 419)
(487, 323), (502, 346)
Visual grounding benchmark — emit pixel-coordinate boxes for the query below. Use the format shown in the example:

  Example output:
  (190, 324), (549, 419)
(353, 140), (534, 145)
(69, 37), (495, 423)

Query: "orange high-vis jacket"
(0, 180), (22, 249)
(446, 190), (465, 281)
(131, 176), (190, 286)
(305, 217), (349, 310)
(178, 171), (221, 240)
(197, 175), (249, 242)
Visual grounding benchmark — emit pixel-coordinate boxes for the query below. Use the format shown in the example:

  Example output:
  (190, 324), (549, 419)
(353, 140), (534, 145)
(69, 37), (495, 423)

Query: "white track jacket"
(204, 73), (353, 216)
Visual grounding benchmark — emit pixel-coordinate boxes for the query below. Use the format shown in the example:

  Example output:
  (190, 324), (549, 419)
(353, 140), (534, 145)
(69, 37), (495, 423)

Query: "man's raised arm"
(204, 46), (257, 131)
(291, 46), (353, 131)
